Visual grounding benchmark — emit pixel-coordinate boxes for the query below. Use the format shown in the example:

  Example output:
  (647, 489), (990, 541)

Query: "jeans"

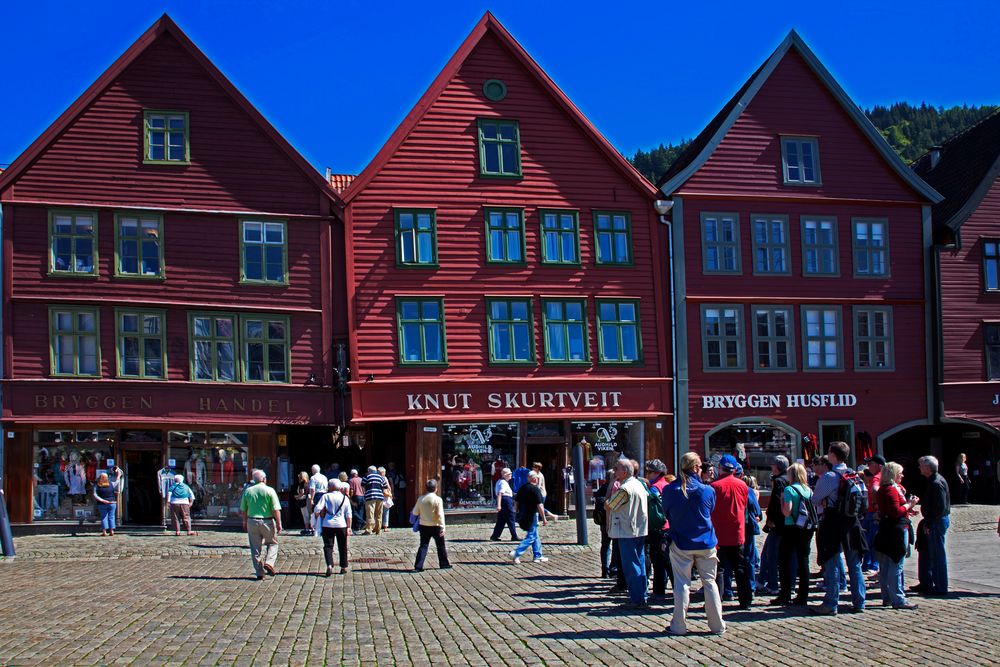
(647, 531), (670, 594)
(743, 534), (759, 594)
(618, 536), (648, 603)
(668, 544), (725, 635)
(822, 549), (865, 610)
(918, 516), (950, 593)
(321, 526), (349, 569)
(611, 539), (625, 587)
(599, 525), (612, 577)
(715, 544), (753, 607)
(414, 525), (450, 569)
(861, 514), (880, 571)
(758, 531), (781, 589)
(778, 526), (811, 602)
(513, 517), (542, 560)
(877, 530), (907, 607)
(98, 503), (116, 531)
(490, 496), (518, 540)
(352, 498), (365, 531)
(382, 504), (391, 529)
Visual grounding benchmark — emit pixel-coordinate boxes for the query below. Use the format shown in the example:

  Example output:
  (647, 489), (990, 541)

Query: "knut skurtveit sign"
(700, 394), (859, 409)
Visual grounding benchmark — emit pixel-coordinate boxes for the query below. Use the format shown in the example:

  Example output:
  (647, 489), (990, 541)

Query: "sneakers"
(810, 605), (837, 616)
(510, 551), (521, 565)
(533, 556), (549, 563)
(892, 601), (919, 610)
(262, 563), (276, 576)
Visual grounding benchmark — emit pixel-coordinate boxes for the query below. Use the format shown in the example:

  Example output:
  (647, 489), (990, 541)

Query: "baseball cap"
(718, 454), (739, 472)
(865, 455), (886, 466)
(772, 455), (790, 473)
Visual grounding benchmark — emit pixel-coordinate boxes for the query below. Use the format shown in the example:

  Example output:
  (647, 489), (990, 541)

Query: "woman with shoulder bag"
(314, 480), (352, 576)
(772, 463), (814, 606)
(874, 462), (919, 609)
(295, 471), (311, 535)
(379, 467), (394, 531)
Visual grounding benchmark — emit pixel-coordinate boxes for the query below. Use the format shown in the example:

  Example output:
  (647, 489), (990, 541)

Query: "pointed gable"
(0, 15), (338, 215)
(659, 32), (940, 204)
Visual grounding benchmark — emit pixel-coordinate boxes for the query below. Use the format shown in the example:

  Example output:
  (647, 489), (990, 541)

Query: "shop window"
(983, 239), (1000, 291)
(485, 208), (524, 264)
(802, 217), (838, 276)
(241, 220), (287, 284)
(116, 309), (166, 379)
(542, 299), (588, 364)
(144, 110), (189, 163)
(49, 210), (97, 276)
(752, 215), (790, 274)
(854, 306), (893, 370)
(540, 210), (579, 264)
(395, 209), (437, 267)
(597, 300), (641, 364)
(803, 306), (842, 370)
(852, 218), (889, 277)
(702, 212), (741, 274)
(572, 421), (644, 508)
(707, 421), (796, 492)
(32, 431), (114, 521)
(397, 298), (447, 365)
(441, 423), (519, 511)
(50, 306), (100, 377)
(167, 431), (249, 521)
(115, 213), (164, 278)
(752, 307), (794, 371)
(593, 211), (632, 265)
(487, 298), (534, 364)
(477, 119), (521, 177)
(984, 323), (1000, 380)
(702, 305), (744, 370)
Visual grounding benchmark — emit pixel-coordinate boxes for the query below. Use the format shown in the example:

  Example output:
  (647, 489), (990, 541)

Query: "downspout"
(654, 200), (679, 474)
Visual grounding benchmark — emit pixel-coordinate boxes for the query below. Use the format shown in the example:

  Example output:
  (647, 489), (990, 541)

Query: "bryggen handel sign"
(701, 393), (858, 409)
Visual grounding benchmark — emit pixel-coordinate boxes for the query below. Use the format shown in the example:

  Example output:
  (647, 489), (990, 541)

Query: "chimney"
(325, 167), (332, 180)
(929, 146), (942, 170)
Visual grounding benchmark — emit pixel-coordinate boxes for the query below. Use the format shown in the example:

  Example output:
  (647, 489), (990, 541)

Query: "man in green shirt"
(240, 469), (283, 580)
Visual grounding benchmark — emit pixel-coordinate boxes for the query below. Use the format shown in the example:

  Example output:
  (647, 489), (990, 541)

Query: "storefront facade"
(342, 15), (674, 512)
(0, 17), (344, 525)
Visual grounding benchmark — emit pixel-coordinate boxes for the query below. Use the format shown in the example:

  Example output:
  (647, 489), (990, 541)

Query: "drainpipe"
(654, 200), (679, 474)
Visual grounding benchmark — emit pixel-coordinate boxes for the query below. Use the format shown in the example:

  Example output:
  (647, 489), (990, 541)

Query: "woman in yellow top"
(411, 479), (452, 571)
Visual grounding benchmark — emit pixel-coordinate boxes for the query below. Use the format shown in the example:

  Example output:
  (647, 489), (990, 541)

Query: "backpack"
(511, 467), (530, 493)
(835, 470), (868, 519)
(647, 486), (666, 533)
(593, 492), (607, 526)
(791, 486), (818, 531)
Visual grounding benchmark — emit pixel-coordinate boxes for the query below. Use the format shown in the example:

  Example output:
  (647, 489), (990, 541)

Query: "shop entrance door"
(525, 440), (568, 514)
(819, 422), (855, 465)
(123, 449), (161, 524)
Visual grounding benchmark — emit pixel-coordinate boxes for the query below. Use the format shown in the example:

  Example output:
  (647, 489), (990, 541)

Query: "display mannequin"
(64, 452), (86, 495)
(217, 449), (233, 484)
(195, 455), (206, 487)
(184, 456), (194, 485)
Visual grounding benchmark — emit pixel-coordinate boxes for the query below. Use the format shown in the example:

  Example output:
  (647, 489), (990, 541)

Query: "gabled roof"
(341, 12), (657, 203)
(0, 14), (341, 207)
(657, 30), (942, 204)
(912, 108), (1000, 231)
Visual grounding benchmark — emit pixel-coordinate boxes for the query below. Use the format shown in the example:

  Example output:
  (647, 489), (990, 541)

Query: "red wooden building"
(341, 13), (672, 513)
(912, 110), (1000, 503)
(657, 31), (942, 492)
(0, 16), (344, 526)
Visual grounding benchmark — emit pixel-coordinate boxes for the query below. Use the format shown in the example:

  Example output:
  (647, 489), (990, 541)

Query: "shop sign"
(700, 393), (858, 409)
(406, 390), (623, 413)
(34, 394), (153, 410)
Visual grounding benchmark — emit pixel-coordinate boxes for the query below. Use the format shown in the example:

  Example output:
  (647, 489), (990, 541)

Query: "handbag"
(409, 512), (420, 532)
(383, 497), (394, 509)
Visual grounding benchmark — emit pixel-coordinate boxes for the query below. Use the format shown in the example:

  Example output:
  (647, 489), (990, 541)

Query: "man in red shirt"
(711, 455), (752, 609)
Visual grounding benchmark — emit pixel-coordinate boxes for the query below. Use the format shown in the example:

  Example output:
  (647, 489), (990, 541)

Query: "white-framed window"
(781, 136), (821, 185)
(752, 307), (794, 371)
(752, 215), (790, 275)
(802, 216), (838, 276)
(854, 307), (893, 370)
(802, 306), (842, 371)
(702, 305), (744, 370)
(853, 218), (889, 277)
(702, 212), (740, 274)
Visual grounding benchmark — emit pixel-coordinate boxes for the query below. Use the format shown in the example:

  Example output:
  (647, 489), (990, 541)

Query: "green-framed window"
(241, 220), (287, 284)
(49, 307), (100, 377)
(144, 110), (190, 163)
(115, 213), (164, 278)
(190, 313), (238, 382)
(852, 218), (889, 277)
(540, 210), (580, 264)
(597, 300), (642, 364)
(395, 209), (437, 266)
(243, 315), (290, 383)
(487, 298), (534, 364)
(116, 309), (166, 378)
(542, 299), (589, 364)
(485, 208), (525, 264)
(397, 298), (446, 365)
(49, 210), (97, 276)
(477, 119), (521, 177)
(594, 212), (633, 265)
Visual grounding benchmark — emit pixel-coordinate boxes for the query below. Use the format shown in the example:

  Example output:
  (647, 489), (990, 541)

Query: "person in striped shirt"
(362, 466), (387, 535)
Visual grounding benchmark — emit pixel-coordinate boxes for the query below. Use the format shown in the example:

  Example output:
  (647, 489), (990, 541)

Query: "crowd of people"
(232, 443), (961, 636)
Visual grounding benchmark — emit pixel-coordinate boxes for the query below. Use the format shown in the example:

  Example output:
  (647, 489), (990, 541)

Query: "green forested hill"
(629, 102), (997, 183)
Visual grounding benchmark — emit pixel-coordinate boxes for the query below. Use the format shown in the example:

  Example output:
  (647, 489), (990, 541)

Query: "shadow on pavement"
(530, 629), (664, 640)
(518, 575), (595, 581)
(169, 574), (258, 581)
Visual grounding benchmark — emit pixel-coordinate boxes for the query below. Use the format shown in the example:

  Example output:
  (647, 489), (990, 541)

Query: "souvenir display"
(441, 423), (518, 510)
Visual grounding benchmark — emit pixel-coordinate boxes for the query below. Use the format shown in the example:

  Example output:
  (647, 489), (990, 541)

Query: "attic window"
(483, 79), (508, 101)
(781, 136), (820, 185)
(144, 110), (190, 164)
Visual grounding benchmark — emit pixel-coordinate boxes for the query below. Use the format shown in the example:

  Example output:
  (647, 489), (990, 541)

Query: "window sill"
(142, 159), (191, 166)
(595, 261), (634, 268)
(395, 263), (440, 270)
(238, 279), (290, 287)
(114, 274), (167, 281)
(478, 173), (523, 180)
(47, 272), (99, 279)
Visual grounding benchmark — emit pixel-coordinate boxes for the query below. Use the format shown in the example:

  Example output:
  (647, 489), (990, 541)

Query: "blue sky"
(1, 0), (997, 175)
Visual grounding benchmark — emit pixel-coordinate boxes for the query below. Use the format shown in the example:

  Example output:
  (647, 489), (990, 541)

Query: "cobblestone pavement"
(0, 505), (997, 666)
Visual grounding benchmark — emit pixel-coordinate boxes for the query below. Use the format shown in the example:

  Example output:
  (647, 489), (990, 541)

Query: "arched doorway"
(705, 418), (800, 493)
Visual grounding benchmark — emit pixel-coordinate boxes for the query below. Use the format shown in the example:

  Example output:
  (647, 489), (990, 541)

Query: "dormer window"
(144, 110), (190, 163)
(781, 136), (820, 185)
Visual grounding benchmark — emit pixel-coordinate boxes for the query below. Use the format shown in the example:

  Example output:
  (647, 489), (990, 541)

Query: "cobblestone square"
(0, 506), (998, 666)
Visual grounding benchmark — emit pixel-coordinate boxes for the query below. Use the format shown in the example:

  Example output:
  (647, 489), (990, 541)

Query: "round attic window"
(483, 79), (508, 101)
